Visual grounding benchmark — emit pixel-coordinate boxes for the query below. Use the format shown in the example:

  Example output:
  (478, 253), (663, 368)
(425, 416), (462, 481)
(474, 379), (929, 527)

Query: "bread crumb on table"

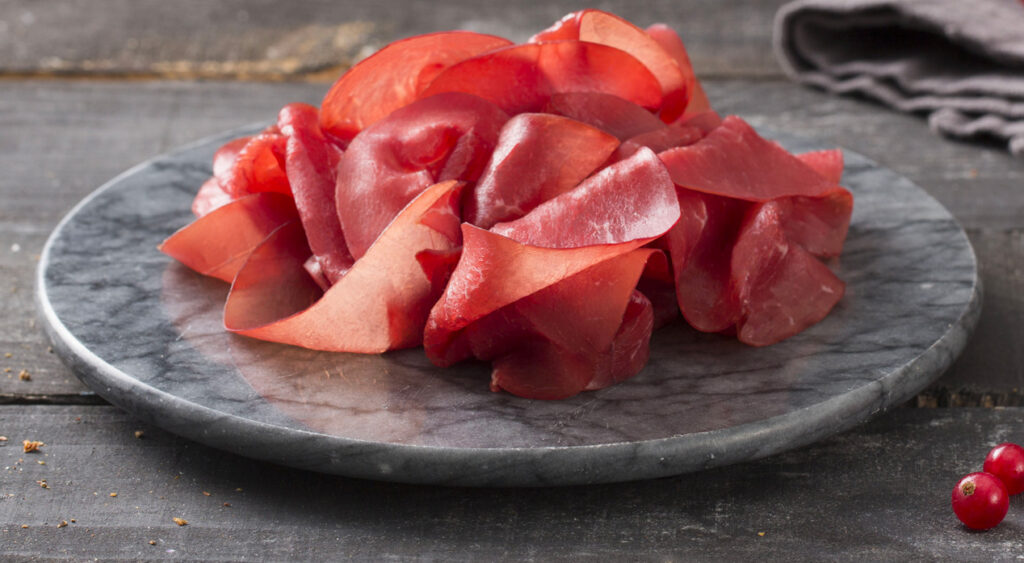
(57, 521), (67, 528)
(173, 517), (188, 526)
(23, 440), (44, 453)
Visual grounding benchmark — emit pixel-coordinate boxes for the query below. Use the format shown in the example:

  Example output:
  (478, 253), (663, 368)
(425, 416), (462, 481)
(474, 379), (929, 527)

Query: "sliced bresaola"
(192, 136), (250, 216)
(335, 92), (509, 259)
(731, 204), (845, 346)
(613, 123), (703, 162)
(160, 192), (299, 283)
(543, 92), (666, 140)
(660, 116), (835, 201)
(225, 180), (464, 353)
(645, 23), (712, 118)
(424, 147), (679, 398)
(663, 190), (750, 333)
(420, 41), (662, 116)
(491, 147), (679, 248)
(532, 9), (689, 122)
(219, 132), (290, 198)
(319, 31), (513, 143)
(277, 103), (353, 286)
(464, 112), (619, 229)
(797, 149), (844, 184)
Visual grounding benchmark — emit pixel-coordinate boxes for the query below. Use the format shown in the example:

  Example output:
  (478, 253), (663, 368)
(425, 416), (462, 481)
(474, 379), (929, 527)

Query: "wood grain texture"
(1, 405), (1022, 559)
(2, 79), (1021, 401)
(0, 0), (787, 79)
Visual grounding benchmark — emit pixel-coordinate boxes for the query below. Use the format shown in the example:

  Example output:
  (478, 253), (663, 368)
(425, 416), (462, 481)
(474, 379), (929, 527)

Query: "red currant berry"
(984, 443), (1024, 495)
(951, 472), (1008, 530)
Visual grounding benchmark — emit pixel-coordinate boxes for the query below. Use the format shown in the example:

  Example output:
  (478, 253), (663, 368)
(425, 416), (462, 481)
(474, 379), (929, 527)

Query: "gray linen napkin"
(774, 0), (1024, 156)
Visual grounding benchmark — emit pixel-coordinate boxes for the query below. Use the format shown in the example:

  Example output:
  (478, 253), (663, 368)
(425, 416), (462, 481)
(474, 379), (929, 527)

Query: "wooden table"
(2, 1), (1022, 558)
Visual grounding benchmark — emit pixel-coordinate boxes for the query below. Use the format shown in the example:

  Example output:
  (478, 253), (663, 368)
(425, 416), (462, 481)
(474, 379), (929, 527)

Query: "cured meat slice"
(491, 147), (678, 248)
(758, 189), (853, 258)
(225, 180), (464, 353)
(319, 31), (513, 143)
(335, 92), (509, 259)
(731, 204), (845, 346)
(645, 23), (712, 118)
(220, 133), (290, 198)
(488, 251), (658, 399)
(464, 113), (619, 228)
(532, 10), (688, 122)
(420, 41), (662, 116)
(277, 103), (353, 285)
(544, 92), (665, 140)
(425, 147), (678, 398)
(664, 190), (749, 333)
(192, 177), (233, 217)
(160, 192), (299, 283)
(797, 149), (844, 184)
(676, 110), (723, 135)
(425, 226), (661, 399)
(659, 116), (835, 201)
(613, 123), (703, 161)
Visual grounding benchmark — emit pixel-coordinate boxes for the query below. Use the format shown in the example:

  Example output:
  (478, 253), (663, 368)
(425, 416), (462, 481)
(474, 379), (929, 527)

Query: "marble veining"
(36, 123), (981, 486)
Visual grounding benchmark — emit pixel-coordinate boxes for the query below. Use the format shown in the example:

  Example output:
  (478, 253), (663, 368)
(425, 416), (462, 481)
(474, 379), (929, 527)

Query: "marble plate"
(37, 124), (980, 487)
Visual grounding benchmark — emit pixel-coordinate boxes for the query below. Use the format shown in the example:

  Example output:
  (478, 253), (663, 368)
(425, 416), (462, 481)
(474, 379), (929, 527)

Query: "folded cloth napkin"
(774, 0), (1024, 156)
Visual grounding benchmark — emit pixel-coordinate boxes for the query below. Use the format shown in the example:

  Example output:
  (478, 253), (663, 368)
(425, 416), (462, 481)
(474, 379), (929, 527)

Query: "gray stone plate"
(37, 124), (980, 487)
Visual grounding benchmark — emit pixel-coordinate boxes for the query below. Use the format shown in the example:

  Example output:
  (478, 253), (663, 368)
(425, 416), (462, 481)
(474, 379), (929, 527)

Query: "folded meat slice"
(731, 204), (845, 346)
(159, 192), (299, 283)
(224, 180), (463, 353)
(660, 116), (836, 201)
(645, 23), (712, 118)
(543, 92), (665, 140)
(532, 9), (688, 122)
(277, 103), (353, 286)
(319, 31), (513, 143)
(464, 112), (619, 229)
(424, 148), (679, 399)
(335, 92), (509, 259)
(421, 41), (662, 116)
(659, 117), (852, 344)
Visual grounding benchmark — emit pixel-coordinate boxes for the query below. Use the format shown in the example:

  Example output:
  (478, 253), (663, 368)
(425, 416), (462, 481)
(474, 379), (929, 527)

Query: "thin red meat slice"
(676, 110), (723, 135)
(464, 113), (619, 228)
(420, 41), (662, 116)
(225, 180), (464, 353)
(664, 190), (749, 333)
(659, 116), (835, 201)
(758, 189), (853, 258)
(425, 227), (661, 399)
(491, 147), (679, 248)
(543, 92), (665, 140)
(731, 204), (845, 346)
(277, 103), (353, 285)
(159, 192), (299, 283)
(797, 149), (845, 184)
(220, 133), (290, 198)
(488, 251), (658, 399)
(613, 123), (703, 161)
(645, 23), (712, 118)
(425, 147), (678, 398)
(335, 92), (509, 259)
(319, 31), (513, 143)
(192, 137), (251, 216)
(192, 177), (233, 217)
(532, 10), (688, 122)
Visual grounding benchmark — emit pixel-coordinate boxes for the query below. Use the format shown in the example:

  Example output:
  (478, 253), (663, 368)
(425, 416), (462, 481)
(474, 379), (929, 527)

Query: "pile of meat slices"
(160, 9), (853, 400)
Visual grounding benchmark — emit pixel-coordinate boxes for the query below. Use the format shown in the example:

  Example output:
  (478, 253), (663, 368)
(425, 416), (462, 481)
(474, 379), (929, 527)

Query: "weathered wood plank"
(1, 405), (1021, 559)
(1, 79), (1021, 400)
(0, 0), (788, 79)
